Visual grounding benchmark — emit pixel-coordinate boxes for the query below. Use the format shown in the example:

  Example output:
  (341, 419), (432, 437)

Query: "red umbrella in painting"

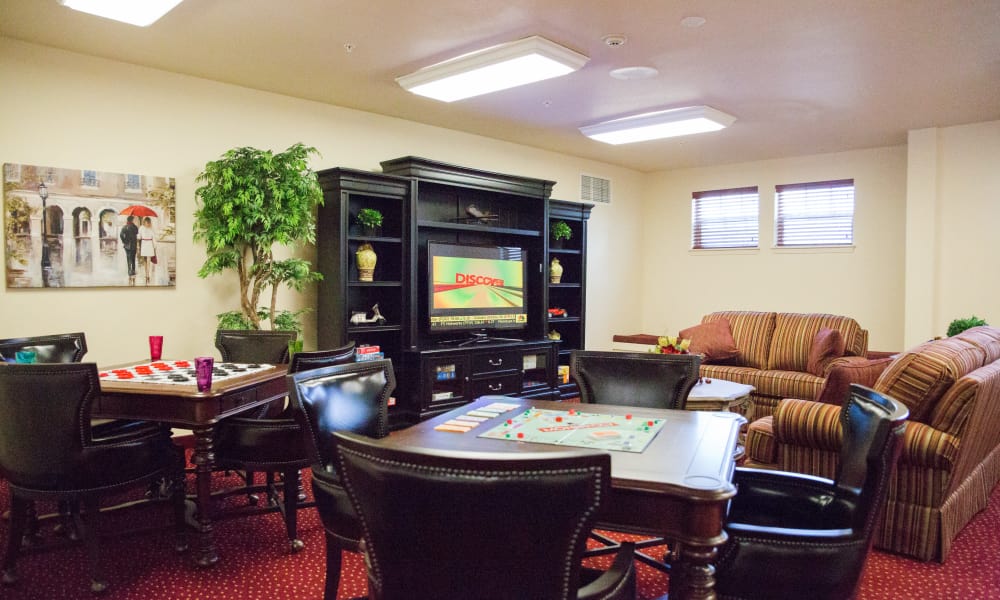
(119, 205), (158, 218)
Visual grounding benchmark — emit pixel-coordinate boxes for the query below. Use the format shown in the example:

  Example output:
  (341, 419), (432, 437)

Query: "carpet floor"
(1, 465), (999, 599)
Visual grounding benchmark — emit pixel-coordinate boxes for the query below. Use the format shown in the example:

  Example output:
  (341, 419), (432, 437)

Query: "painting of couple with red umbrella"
(3, 162), (176, 288)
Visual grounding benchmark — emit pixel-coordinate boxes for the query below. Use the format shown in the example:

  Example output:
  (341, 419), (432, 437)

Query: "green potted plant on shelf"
(947, 315), (989, 337)
(355, 208), (383, 236)
(194, 142), (324, 332)
(550, 220), (572, 248)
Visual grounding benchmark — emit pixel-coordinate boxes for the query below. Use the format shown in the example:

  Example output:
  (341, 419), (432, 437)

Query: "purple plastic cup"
(195, 356), (214, 392)
(149, 336), (163, 361)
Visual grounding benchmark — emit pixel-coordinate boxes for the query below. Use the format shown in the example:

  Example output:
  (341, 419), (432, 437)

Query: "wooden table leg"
(190, 425), (220, 567)
(672, 540), (719, 600)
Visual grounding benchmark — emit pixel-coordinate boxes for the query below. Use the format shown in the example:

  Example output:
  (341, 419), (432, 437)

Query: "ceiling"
(2, 0), (998, 173)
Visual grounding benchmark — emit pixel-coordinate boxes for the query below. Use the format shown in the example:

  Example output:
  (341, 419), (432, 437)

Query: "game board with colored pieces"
(98, 361), (272, 385)
(479, 407), (666, 453)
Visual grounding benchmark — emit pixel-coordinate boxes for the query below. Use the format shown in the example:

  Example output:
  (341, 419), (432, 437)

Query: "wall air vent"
(580, 174), (611, 204)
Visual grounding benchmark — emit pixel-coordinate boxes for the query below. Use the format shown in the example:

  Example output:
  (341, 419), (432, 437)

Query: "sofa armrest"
(772, 398), (843, 452)
(899, 420), (959, 470)
(814, 356), (894, 405)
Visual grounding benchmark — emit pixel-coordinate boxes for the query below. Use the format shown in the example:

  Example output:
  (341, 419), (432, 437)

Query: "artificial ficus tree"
(193, 143), (324, 331)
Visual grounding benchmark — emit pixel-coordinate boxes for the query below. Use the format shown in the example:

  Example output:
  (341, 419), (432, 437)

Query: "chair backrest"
(334, 431), (611, 600)
(214, 329), (296, 364)
(0, 332), (88, 363)
(0, 363), (99, 488)
(289, 342), (356, 374)
(570, 350), (701, 409)
(287, 360), (395, 469)
(836, 384), (909, 535)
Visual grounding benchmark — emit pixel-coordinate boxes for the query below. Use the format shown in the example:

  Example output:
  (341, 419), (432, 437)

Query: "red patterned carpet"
(1, 466), (999, 599)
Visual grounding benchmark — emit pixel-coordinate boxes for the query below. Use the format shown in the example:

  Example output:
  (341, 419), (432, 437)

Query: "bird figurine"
(466, 204), (498, 223)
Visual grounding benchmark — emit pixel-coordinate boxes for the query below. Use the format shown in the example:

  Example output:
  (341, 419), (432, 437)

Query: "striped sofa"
(696, 311), (870, 422)
(743, 326), (1000, 561)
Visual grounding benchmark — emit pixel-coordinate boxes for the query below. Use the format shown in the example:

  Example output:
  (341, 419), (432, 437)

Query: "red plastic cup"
(148, 335), (163, 361)
(195, 356), (214, 392)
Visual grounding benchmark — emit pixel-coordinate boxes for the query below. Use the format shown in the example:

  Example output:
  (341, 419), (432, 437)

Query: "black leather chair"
(570, 350), (701, 569)
(333, 430), (637, 600)
(0, 363), (187, 594)
(713, 384), (909, 600)
(0, 333), (160, 539)
(570, 350), (702, 410)
(287, 360), (395, 600)
(212, 343), (356, 553)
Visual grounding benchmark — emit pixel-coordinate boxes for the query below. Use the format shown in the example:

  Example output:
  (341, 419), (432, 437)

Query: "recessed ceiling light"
(58, 0), (184, 27)
(579, 106), (736, 145)
(609, 66), (659, 80)
(680, 16), (707, 28)
(396, 36), (589, 103)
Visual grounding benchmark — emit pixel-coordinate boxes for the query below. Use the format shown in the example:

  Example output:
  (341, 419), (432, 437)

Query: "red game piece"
(647, 420), (654, 426)
(516, 432), (524, 439)
(625, 414), (632, 420)
(506, 419), (513, 424)
(555, 416), (563, 422)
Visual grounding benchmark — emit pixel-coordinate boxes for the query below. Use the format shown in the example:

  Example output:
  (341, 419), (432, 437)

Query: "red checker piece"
(517, 432), (524, 439)
(175, 361), (191, 367)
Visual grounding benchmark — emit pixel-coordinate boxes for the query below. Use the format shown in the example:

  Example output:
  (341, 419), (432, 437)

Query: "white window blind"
(691, 186), (759, 249)
(775, 179), (854, 247)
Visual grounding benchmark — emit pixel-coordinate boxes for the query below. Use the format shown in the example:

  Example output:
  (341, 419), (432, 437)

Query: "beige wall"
(639, 146), (908, 351)
(0, 38), (645, 365)
(905, 120), (1000, 346)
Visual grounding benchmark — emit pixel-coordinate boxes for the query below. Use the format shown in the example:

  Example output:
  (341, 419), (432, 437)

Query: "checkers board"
(99, 361), (272, 385)
(476, 405), (666, 453)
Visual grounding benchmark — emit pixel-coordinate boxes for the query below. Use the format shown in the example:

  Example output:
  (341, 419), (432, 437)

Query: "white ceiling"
(2, 0), (998, 172)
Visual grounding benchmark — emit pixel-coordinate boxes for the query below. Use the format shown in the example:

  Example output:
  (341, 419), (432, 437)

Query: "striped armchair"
(696, 311), (870, 421)
(743, 326), (1000, 562)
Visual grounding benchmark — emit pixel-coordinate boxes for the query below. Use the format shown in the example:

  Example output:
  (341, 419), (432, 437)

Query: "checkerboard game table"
(383, 397), (745, 600)
(92, 359), (288, 568)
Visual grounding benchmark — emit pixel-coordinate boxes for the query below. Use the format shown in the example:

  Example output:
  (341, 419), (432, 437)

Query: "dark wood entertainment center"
(315, 157), (592, 425)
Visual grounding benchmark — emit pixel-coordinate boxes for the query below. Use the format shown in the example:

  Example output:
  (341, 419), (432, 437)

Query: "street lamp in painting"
(38, 181), (51, 287)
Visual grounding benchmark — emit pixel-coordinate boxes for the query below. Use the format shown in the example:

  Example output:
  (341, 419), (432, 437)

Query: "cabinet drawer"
(471, 351), (520, 375)
(470, 373), (522, 398)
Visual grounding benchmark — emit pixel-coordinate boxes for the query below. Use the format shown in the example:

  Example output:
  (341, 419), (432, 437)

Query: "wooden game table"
(383, 397), (745, 600)
(92, 360), (289, 568)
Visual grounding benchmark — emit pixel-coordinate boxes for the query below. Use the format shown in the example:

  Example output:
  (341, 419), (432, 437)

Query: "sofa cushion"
(767, 313), (865, 372)
(814, 356), (894, 405)
(703, 311), (776, 369)
(874, 337), (987, 424)
(679, 319), (739, 363)
(807, 328), (846, 376)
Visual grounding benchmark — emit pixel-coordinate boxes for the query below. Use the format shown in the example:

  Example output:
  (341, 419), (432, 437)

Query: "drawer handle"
(488, 358), (503, 367)
(488, 383), (503, 392)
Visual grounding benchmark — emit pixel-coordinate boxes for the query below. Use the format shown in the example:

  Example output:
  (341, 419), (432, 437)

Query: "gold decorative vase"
(549, 257), (563, 284)
(356, 242), (377, 282)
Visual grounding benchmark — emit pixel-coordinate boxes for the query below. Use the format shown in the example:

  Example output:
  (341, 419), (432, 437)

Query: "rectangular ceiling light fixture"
(397, 36), (589, 102)
(580, 105), (736, 145)
(58, 0), (184, 27)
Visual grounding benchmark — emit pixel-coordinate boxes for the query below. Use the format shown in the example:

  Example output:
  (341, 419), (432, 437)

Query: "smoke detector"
(602, 34), (627, 47)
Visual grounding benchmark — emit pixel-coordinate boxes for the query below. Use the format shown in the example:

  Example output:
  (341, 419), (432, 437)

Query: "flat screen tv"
(427, 241), (528, 338)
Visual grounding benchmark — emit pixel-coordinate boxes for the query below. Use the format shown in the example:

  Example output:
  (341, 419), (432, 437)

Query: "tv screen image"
(427, 242), (528, 333)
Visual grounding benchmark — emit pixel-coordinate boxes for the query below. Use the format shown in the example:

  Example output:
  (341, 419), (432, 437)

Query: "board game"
(441, 403), (666, 453)
(99, 361), (273, 385)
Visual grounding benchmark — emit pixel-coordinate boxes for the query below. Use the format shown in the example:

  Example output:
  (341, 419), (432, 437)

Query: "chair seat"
(213, 417), (310, 470)
(9, 434), (177, 494)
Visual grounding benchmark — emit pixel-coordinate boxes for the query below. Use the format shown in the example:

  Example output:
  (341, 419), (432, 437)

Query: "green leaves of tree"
(194, 143), (324, 330)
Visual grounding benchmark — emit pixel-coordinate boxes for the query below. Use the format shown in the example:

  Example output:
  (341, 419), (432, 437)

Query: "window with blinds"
(775, 179), (854, 247)
(691, 186), (759, 249)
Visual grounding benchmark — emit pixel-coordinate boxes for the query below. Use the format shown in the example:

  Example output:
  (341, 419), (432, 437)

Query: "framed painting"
(4, 163), (176, 288)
